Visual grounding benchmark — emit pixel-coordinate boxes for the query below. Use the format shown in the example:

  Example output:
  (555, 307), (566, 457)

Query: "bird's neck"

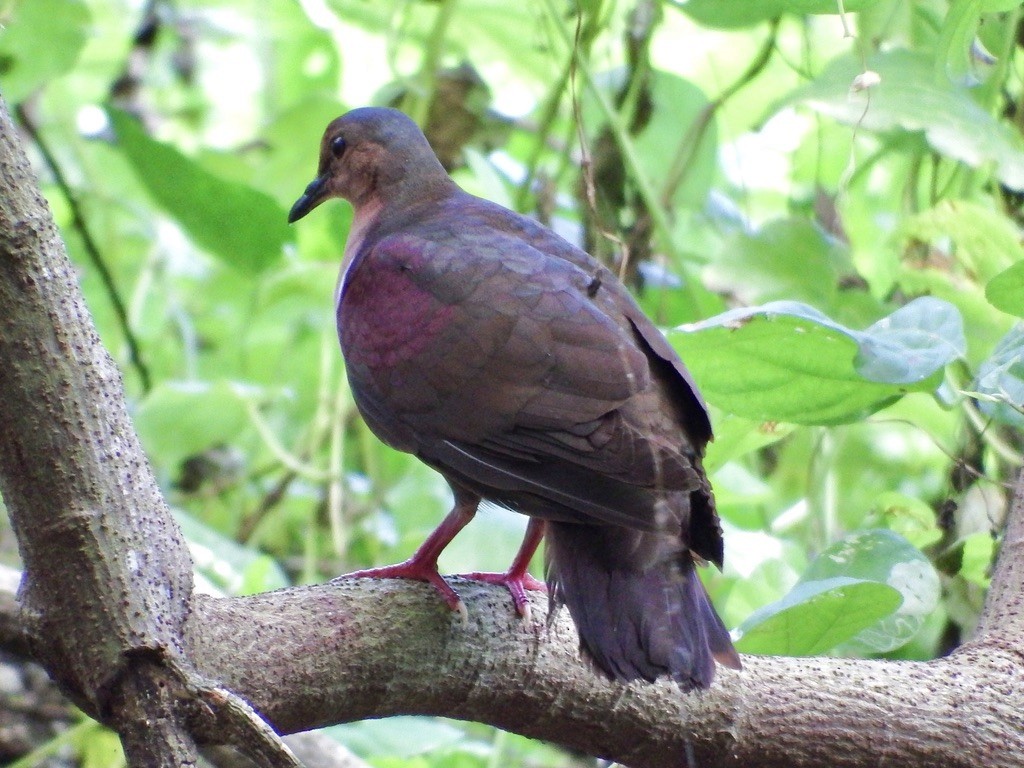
(337, 194), (387, 307)
(342, 174), (458, 269)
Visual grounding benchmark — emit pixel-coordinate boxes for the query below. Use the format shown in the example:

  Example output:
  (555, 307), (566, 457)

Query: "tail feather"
(546, 521), (739, 688)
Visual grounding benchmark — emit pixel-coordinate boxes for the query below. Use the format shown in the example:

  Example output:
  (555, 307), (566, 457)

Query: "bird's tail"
(545, 521), (740, 688)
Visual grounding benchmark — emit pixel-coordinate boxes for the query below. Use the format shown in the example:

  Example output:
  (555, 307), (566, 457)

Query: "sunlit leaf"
(134, 380), (254, 466)
(583, 69), (717, 209)
(936, 0), (983, 85)
(678, 0), (880, 28)
(325, 717), (467, 759)
(973, 324), (1024, 427)
(0, 0), (89, 102)
(735, 577), (902, 656)
(671, 298), (962, 423)
(854, 298), (966, 385)
(986, 261), (1024, 318)
(175, 510), (289, 596)
(801, 530), (941, 653)
(898, 200), (1022, 282)
(789, 50), (1024, 190)
(704, 218), (847, 307)
(108, 108), (290, 273)
(78, 723), (124, 768)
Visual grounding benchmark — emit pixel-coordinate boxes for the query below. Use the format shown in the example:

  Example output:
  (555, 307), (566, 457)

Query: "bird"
(288, 106), (741, 688)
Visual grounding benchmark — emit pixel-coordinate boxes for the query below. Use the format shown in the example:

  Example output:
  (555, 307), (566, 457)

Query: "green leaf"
(898, 200), (1022, 282)
(986, 261), (1024, 318)
(107, 108), (290, 273)
(703, 415), (795, 472)
(671, 298), (962, 424)
(735, 577), (902, 656)
(789, 50), (1024, 190)
(961, 532), (996, 587)
(854, 297), (966, 385)
(973, 324), (1024, 427)
(704, 218), (846, 306)
(174, 510), (289, 596)
(0, 0), (89, 102)
(801, 529), (941, 653)
(325, 717), (466, 759)
(679, 0), (880, 28)
(981, 0), (1024, 10)
(937, 0), (983, 85)
(134, 380), (253, 466)
(264, 2), (341, 110)
(583, 69), (717, 208)
(78, 723), (124, 768)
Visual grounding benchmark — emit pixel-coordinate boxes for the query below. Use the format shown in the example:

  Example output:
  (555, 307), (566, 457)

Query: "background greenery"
(1, 0), (1023, 765)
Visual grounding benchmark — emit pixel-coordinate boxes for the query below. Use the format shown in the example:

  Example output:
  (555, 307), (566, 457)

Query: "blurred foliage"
(1, 0), (1023, 765)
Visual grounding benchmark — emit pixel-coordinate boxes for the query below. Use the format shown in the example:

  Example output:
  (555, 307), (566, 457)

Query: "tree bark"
(181, 513), (1024, 768)
(1, 92), (1023, 768)
(0, 98), (194, 714)
(0, 96), (298, 767)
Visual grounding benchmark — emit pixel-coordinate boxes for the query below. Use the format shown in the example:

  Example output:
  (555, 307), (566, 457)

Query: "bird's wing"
(342, 228), (705, 527)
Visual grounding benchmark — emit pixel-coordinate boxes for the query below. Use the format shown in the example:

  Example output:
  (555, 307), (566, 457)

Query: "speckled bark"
(0, 99), (194, 705)
(1, 90), (1023, 768)
(181, 521), (1024, 768)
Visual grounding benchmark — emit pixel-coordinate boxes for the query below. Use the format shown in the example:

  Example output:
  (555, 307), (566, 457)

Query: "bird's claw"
(339, 560), (466, 616)
(461, 570), (547, 619)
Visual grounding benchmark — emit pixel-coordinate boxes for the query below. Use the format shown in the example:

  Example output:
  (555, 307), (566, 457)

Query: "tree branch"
(175, 550), (1024, 768)
(971, 469), (1024, 642)
(0, 95), (191, 713)
(14, 103), (152, 392)
(0, 95), (297, 767)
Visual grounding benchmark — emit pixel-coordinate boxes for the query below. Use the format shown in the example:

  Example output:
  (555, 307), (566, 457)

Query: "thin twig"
(542, 0), (698, 307)
(14, 105), (152, 392)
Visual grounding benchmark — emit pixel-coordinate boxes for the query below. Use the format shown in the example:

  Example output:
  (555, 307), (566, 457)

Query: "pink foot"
(340, 560), (466, 619)
(461, 569), (547, 619)
(335, 495), (481, 619)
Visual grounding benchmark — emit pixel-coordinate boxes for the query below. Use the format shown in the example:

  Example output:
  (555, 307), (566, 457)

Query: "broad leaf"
(800, 529), (941, 653)
(854, 298), (966, 385)
(735, 577), (902, 656)
(937, 0), (985, 85)
(326, 717), (466, 760)
(108, 108), (290, 273)
(175, 511), (289, 596)
(134, 380), (254, 466)
(898, 201), (1022, 283)
(789, 50), (1024, 191)
(986, 261), (1024, 318)
(973, 324), (1024, 427)
(0, 0), (89, 102)
(583, 69), (717, 209)
(679, 0), (881, 28)
(704, 218), (847, 307)
(671, 298), (963, 424)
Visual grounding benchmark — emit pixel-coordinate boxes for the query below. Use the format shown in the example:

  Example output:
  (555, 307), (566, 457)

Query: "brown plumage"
(288, 107), (740, 687)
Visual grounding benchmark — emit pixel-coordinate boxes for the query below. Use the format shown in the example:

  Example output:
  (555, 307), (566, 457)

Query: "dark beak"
(288, 176), (328, 223)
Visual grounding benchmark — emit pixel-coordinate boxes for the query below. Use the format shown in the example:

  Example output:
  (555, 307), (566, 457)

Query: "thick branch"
(0, 96), (298, 767)
(973, 470), (1024, 642)
(0, 96), (193, 713)
(176, 564), (1024, 768)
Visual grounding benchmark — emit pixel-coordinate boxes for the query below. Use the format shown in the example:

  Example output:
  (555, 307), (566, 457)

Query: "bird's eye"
(330, 135), (347, 158)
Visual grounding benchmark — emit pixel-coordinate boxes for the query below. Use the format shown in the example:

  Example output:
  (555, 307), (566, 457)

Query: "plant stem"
(539, 0), (699, 307)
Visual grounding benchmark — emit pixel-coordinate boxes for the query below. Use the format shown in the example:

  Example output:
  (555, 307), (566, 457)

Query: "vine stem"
(539, 0), (698, 307)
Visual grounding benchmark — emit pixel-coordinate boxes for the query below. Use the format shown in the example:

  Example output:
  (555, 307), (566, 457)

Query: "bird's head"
(287, 107), (450, 223)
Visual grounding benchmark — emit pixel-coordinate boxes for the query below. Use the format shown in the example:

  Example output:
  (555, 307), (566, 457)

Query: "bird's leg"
(338, 490), (480, 619)
(461, 518), (548, 619)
